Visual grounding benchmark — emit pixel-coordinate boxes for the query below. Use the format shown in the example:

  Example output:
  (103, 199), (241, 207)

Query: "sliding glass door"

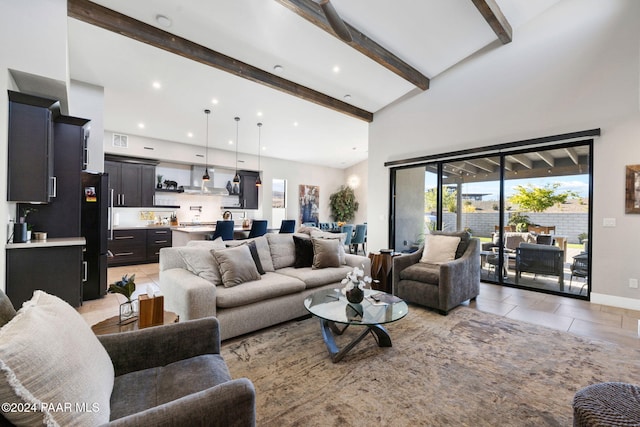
(391, 141), (592, 299)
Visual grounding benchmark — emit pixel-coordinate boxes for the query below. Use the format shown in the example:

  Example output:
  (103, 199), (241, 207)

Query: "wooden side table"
(91, 311), (179, 335)
(368, 251), (400, 293)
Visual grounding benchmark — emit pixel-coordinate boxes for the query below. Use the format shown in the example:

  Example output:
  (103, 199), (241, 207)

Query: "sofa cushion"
(420, 234), (461, 264)
(400, 263), (440, 285)
(312, 237), (341, 268)
(110, 354), (231, 421)
(293, 235), (314, 268)
(430, 230), (471, 259)
(211, 245), (261, 287)
(267, 233), (301, 269)
(215, 272), (306, 308)
(0, 291), (113, 426)
(310, 230), (347, 264)
(224, 236), (275, 272)
(186, 237), (226, 250)
(178, 247), (221, 285)
(278, 265), (353, 289)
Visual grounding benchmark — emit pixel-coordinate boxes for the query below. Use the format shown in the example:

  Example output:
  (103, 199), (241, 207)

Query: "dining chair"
(248, 220), (268, 238)
(319, 222), (330, 231)
(279, 219), (296, 233)
(350, 224), (367, 255)
(341, 224), (354, 247)
(211, 220), (235, 241)
(302, 222), (317, 227)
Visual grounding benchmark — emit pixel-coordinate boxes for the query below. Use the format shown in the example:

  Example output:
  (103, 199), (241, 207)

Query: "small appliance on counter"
(223, 210), (233, 220)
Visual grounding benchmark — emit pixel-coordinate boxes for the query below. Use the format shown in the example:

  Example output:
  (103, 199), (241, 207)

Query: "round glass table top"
(304, 288), (408, 326)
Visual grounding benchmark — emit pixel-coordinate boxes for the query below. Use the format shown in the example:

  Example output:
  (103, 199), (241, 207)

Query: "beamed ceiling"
(64, 0), (563, 168)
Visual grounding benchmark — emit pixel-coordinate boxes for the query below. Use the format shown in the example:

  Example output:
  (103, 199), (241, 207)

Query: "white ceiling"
(67, 0), (561, 169)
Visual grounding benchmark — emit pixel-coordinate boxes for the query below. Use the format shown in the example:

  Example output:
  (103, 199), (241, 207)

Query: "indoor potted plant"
(108, 274), (137, 323)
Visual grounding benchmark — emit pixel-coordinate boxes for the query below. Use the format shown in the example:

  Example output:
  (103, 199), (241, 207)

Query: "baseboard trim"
(590, 293), (640, 311)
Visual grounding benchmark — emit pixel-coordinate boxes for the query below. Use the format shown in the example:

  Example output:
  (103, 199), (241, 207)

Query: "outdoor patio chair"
(515, 243), (564, 288)
(569, 252), (589, 294)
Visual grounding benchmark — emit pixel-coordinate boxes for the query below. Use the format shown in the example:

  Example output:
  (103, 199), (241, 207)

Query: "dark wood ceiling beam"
(470, 0), (512, 44)
(274, 0), (429, 90)
(67, 0), (373, 122)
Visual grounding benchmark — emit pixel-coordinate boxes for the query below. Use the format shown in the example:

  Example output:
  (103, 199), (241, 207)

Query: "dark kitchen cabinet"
(6, 245), (83, 310)
(23, 116), (90, 238)
(105, 159), (156, 207)
(146, 228), (172, 263)
(7, 91), (58, 203)
(239, 170), (259, 209)
(108, 229), (147, 266)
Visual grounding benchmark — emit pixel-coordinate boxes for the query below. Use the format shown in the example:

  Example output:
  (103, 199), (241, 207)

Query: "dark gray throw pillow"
(247, 241), (265, 275)
(293, 235), (314, 268)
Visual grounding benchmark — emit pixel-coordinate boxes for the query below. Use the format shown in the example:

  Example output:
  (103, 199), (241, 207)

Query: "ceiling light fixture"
(152, 81), (161, 89)
(256, 123), (263, 187)
(344, 94), (352, 100)
(233, 117), (241, 184)
(202, 109), (211, 181)
(155, 14), (172, 28)
(273, 65), (284, 73)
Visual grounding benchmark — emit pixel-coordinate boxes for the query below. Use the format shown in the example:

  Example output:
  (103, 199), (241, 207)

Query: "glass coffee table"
(304, 288), (408, 362)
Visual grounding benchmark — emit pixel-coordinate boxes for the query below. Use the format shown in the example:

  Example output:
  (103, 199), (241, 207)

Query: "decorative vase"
(345, 283), (364, 304)
(119, 300), (137, 324)
(157, 183), (163, 189)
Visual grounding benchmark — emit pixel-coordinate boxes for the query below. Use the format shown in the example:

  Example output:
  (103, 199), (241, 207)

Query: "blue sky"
(427, 174), (590, 200)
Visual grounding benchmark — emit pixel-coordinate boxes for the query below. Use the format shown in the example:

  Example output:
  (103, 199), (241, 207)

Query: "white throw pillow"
(178, 247), (221, 285)
(0, 291), (113, 426)
(420, 234), (461, 264)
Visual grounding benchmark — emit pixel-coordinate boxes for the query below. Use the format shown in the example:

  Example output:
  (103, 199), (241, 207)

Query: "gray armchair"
(392, 231), (480, 314)
(0, 288), (256, 427)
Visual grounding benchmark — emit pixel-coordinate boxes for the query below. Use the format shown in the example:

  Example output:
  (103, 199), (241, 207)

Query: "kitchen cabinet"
(105, 159), (156, 207)
(108, 229), (147, 266)
(6, 245), (83, 309)
(146, 228), (172, 262)
(239, 170), (260, 209)
(7, 91), (58, 203)
(23, 116), (90, 238)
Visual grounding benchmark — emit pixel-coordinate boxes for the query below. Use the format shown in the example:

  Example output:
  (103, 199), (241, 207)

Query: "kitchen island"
(171, 224), (253, 246)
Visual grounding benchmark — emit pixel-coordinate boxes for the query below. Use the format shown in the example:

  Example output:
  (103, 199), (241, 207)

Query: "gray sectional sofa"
(159, 232), (371, 341)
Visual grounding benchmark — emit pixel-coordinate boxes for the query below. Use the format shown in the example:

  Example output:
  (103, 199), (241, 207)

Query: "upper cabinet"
(105, 157), (156, 207)
(7, 91), (59, 203)
(239, 170), (259, 210)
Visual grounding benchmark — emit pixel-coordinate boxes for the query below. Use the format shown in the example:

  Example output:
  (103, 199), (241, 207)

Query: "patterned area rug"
(221, 306), (640, 426)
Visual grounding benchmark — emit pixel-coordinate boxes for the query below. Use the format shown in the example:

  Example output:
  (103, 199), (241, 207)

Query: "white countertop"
(173, 226), (217, 233)
(6, 237), (86, 249)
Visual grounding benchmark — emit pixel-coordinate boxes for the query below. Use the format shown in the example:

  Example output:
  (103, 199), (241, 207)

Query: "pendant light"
(202, 109), (211, 181)
(233, 116), (241, 184)
(256, 122), (263, 187)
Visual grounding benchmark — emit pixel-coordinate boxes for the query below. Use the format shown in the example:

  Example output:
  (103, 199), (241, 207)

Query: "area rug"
(221, 307), (640, 426)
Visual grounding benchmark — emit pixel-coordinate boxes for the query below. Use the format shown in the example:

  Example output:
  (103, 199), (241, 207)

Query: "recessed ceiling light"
(211, 98), (219, 105)
(333, 65), (340, 73)
(155, 14), (172, 28)
(152, 81), (161, 89)
(262, 146), (266, 151)
(344, 94), (352, 100)
(352, 147), (357, 150)
(138, 123), (145, 129)
(187, 132), (193, 138)
(228, 140), (234, 145)
(257, 111), (263, 117)
(273, 65), (284, 73)
(293, 122), (299, 127)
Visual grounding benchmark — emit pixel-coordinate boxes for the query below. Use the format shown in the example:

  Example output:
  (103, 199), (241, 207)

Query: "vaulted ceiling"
(66, 0), (562, 168)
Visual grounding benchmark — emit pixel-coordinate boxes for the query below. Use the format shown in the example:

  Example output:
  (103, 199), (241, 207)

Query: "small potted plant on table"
(108, 274), (137, 324)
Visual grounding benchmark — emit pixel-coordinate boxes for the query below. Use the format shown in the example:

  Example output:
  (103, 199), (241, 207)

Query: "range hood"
(183, 166), (230, 196)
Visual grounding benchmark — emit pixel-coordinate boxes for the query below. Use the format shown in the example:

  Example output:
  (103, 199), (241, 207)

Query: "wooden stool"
(573, 382), (640, 426)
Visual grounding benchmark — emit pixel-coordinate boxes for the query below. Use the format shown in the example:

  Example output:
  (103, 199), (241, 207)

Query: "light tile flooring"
(77, 263), (640, 349)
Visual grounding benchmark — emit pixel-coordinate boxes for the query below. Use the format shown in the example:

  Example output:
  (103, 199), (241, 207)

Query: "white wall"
(343, 159), (368, 225)
(368, 0), (640, 306)
(69, 80), (105, 172)
(0, 0), (69, 292)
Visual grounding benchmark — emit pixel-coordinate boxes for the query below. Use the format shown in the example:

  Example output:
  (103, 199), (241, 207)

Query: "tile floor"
(77, 263), (640, 348)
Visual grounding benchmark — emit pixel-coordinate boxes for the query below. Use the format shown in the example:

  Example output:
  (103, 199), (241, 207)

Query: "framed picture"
(625, 164), (640, 214)
(299, 184), (319, 225)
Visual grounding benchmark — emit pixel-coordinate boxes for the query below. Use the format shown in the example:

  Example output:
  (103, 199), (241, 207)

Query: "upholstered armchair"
(392, 231), (480, 315)
(0, 290), (256, 427)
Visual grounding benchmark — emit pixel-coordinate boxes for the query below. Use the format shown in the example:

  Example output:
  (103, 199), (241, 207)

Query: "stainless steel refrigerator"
(81, 172), (109, 300)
